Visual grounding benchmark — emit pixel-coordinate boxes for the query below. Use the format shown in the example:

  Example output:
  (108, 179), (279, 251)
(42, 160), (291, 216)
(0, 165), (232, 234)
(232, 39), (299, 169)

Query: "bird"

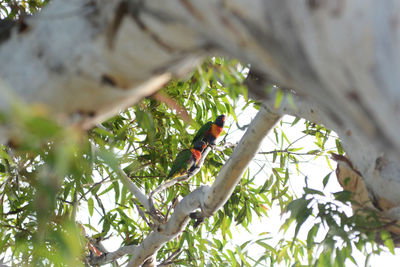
(191, 115), (226, 146)
(166, 141), (206, 180)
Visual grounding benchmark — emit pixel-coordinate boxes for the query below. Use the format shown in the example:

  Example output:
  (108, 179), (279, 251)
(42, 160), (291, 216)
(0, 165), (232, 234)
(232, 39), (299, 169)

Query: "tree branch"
(132, 199), (153, 229)
(116, 164), (163, 224)
(157, 249), (181, 267)
(116, 165), (152, 212)
(202, 103), (281, 216)
(89, 103), (280, 266)
(111, 103), (280, 267)
(125, 186), (208, 266)
(92, 145), (162, 223)
(88, 245), (137, 266)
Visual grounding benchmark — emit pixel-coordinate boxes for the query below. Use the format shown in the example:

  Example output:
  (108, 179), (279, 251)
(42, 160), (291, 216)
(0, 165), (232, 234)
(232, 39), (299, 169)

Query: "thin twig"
(78, 175), (111, 202)
(157, 248), (181, 266)
(164, 197), (179, 223)
(116, 165), (163, 223)
(259, 149), (320, 156)
(259, 146), (336, 156)
(91, 145), (162, 223)
(94, 194), (106, 216)
(132, 198), (153, 229)
(129, 175), (161, 179)
(88, 245), (137, 266)
(214, 142), (236, 152)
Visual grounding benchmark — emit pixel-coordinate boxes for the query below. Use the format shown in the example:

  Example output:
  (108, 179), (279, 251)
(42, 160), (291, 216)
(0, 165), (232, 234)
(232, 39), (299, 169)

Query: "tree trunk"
(2, 0), (400, 263)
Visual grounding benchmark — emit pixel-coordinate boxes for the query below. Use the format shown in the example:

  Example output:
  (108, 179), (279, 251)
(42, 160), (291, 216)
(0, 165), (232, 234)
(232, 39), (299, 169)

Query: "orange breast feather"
(211, 124), (223, 137)
(191, 149), (202, 163)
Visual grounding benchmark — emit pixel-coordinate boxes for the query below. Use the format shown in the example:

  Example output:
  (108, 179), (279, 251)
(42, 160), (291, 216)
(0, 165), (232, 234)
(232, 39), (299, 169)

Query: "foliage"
(0, 55), (396, 266)
(0, 0), (48, 18)
(0, 3), (396, 266)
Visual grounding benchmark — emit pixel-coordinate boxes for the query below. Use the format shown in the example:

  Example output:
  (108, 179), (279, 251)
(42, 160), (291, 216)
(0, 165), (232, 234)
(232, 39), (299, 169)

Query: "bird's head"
(193, 141), (207, 152)
(214, 115), (226, 127)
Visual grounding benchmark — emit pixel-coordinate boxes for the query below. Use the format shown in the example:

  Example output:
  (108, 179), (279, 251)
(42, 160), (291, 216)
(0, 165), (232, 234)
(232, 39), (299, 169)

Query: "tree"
(0, 0), (400, 266)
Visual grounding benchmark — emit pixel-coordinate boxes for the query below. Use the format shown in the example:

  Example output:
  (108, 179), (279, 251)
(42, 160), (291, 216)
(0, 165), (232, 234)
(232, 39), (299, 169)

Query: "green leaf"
(274, 89), (284, 108)
(303, 187), (324, 196)
(113, 181), (120, 203)
(88, 198), (94, 216)
(96, 148), (120, 172)
(333, 191), (352, 203)
(306, 223), (319, 249)
(322, 172), (332, 189)
(258, 176), (272, 194)
(240, 240), (251, 250)
(274, 128), (279, 143)
(0, 163), (5, 173)
(24, 116), (62, 138)
(256, 240), (276, 252)
(381, 230), (395, 254)
(307, 149), (320, 155)
(335, 139), (344, 155)
(287, 198), (311, 218)
(325, 155), (334, 170)
(99, 183), (114, 196)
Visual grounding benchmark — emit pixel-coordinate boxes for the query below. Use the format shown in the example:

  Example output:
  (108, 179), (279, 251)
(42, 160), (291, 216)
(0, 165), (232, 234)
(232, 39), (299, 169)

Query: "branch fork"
(89, 102), (281, 266)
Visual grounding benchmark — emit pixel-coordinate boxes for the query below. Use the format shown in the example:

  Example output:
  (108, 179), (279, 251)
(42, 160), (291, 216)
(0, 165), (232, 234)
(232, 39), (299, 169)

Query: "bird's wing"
(167, 149), (191, 179)
(191, 121), (213, 145)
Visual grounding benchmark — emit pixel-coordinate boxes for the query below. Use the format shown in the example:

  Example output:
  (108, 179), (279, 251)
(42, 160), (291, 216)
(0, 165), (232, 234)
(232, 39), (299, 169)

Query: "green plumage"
(191, 121), (213, 145)
(166, 149), (193, 180)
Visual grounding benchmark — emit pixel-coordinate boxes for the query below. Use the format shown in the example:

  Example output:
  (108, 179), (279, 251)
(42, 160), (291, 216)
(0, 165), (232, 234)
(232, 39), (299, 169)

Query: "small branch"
(142, 255), (156, 267)
(91, 144), (154, 216)
(0, 204), (29, 215)
(88, 245), (137, 266)
(164, 197), (179, 223)
(259, 149), (322, 156)
(132, 198), (153, 229)
(126, 186), (208, 266)
(116, 165), (152, 211)
(129, 175), (161, 179)
(56, 197), (74, 205)
(157, 249), (181, 267)
(94, 194), (106, 217)
(236, 122), (250, 131)
(92, 102), (282, 266)
(124, 102), (281, 267)
(78, 175), (112, 202)
(116, 164), (163, 224)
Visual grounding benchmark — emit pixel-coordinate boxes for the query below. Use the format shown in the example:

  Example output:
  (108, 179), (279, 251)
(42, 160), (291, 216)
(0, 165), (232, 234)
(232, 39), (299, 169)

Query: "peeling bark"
(0, 0), (204, 130)
(2, 0), (400, 155)
(2, 0), (400, 265)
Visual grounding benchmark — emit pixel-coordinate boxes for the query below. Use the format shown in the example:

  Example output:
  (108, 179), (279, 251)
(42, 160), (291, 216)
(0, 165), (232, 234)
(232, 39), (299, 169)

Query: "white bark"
(0, 0), (202, 130)
(202, 104), (280, 215)
(1, 0), (400, 154)
(86, 105), (279, 266)
(125, 105), (279, 266)
(2, 0), (400, 263)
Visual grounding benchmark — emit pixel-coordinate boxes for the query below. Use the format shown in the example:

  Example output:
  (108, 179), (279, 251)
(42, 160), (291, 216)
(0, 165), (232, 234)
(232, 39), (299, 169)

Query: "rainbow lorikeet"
(166, 141), (206, 180)
(191, 115), (226, 146)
